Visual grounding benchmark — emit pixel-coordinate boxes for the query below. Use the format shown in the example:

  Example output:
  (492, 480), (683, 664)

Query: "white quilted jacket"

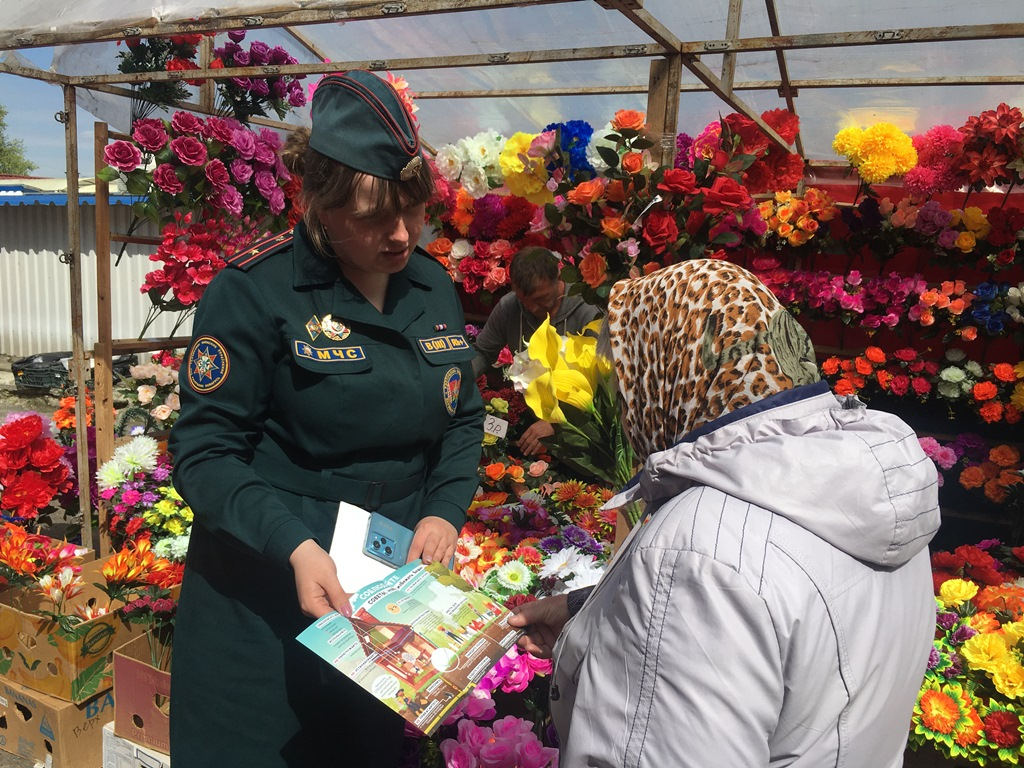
(550, 383), (940, 768)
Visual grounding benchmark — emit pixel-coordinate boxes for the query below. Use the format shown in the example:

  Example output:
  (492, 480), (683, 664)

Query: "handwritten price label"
(483, 415), (509, 438)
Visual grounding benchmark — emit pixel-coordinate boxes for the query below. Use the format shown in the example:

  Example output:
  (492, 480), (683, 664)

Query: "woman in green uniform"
(168, 70), (483, 767)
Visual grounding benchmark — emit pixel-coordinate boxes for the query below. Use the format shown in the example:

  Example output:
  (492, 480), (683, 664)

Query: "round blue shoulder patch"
(187, 336), (230, 393)
(442, 366), (462, 416)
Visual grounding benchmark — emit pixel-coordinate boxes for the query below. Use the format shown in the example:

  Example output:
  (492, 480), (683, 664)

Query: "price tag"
(483, 414), (509, 438)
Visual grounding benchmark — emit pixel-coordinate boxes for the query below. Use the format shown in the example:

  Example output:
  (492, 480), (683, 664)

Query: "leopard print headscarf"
(607, 259), (820, 459)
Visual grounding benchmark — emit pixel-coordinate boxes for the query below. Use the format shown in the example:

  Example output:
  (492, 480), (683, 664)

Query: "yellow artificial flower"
(992, 660), (1024, 699)
(1003, 621), (1024, 642)
(1011, 381), (1024, 411)
(832, 126), (864, 164)
(489, 397), (509, 415)
(955, 231), (977, 253)
(961, 632), (1011, 672)
(498, 132), (552, 205)
(938, 578), (979, 607)
(525, 371), (566, 423)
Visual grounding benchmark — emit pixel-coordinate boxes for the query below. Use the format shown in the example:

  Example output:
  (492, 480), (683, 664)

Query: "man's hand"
(518, 419), (555, 456)
(409, 515), (458, 566)
(507, 594), (569, 659)
(289, 539), (354, 618)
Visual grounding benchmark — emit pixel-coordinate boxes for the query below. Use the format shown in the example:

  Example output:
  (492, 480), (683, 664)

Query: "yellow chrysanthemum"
(1012, 382), (1024, 411)
(939, 578), (979, 607)
(498, 132), (552, 205)
(832, 126), (864, 163)
(961, 632), (1011, 672)
(992, 660), (1024, 699)
(1002, 620), (1024, 642)
(833, 122), (916, 184)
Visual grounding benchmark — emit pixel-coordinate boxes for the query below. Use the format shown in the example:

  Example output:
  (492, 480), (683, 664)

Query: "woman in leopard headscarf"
(510, 259), (939, 768)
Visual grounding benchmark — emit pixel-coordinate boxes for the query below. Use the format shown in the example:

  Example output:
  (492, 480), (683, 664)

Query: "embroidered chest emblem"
(443, 366), (462, 416)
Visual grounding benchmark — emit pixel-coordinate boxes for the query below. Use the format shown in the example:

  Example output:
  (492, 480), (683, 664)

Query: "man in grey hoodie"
(510, 259), (939, 768)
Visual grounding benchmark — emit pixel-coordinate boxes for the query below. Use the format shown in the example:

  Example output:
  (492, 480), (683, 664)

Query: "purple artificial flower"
(950, 624), (978, 645)
(927, 646), (941, 670)
(227, 30), (247, 43)
(248, 41), (271, 66)
(141, 491), (159, 505)
(259, 128), (283, 152)
(287, 82), (307, 108)
(232, 49), (251, 67)
(977, 538), (1002, 550)
(674, 132), (694, 170)
(561, 525), (596, 552)
(250, 78), (271, 98)
(537, 535), (564, 554)
(231, 77), (253, 92)
(218, 185), (244, 217)
(937, 611), (959, 631)
(271, 78), (288, 100)
(269, 187), (286, 216)
(253, 140), (277, 167)
(152, 464), (171, 482)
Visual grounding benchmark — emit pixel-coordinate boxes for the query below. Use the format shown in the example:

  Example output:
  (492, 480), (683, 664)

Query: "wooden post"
(721, 0), (744, 94)
(199, 37), (216, 113)
(93, 122), (116, 471)
(63, 85), (94, 552)
(645, 56), (682, 168)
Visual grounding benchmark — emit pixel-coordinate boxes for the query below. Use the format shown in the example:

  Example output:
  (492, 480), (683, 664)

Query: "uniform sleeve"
(421, 283), (485, 529)
(559, 548), (783, 767)
(471, 293), (517, 375)
(169, 267), (315, 568)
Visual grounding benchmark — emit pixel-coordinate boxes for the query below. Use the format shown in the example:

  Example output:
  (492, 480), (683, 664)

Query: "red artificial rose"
(889, 375), (910, 396)
(931, 551), (965, 571)
(169, 136), (207, 167)
(103, 140), (143, 173)
(911, 377), (932, 397)
(204, 158), (231, 191)
(641, 209), (679, 254)
(995, 248), (1016, 267)
(131, 119), (169, 152)
(893, 348), (918, 362)
(685, 210), (707, 236)
(701, 176), (752, 215)
(657, 168), (698, 195)
(504, 593), (537, 610)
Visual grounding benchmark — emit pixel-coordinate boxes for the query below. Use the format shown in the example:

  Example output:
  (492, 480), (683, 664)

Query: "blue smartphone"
(363, 512), (415, 569)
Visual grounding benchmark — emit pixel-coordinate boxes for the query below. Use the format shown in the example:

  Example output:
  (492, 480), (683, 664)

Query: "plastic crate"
(11, 351), (135, 392)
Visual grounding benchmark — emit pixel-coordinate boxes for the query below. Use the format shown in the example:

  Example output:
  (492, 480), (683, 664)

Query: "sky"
(2, 47), (96, 179)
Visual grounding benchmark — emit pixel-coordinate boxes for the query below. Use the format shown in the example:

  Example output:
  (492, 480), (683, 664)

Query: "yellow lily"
(525, 371), (566, 423)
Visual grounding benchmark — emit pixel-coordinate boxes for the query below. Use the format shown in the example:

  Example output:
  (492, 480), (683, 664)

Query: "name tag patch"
(293, 340), (366, 362)
(419, 335), (469, 355)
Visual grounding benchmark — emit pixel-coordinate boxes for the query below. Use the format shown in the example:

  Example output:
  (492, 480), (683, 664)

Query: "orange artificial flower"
(876, 370), (893, 389)
(973, 381), (998, 401)
(990, 445), (1021, 467)
(993, 363), (1017, 383)
(604, 179), (629, 203)
(985, 479), (1009, 504)
(948, 298), (967, 315)
(484, 463), (507, 482)
(854, 356), (874, 376)
(642, 261), (660, 275)
(918, 308), (935, 327)
(452, 189), (475, 236)
(505, 465), (526, 484)
(865, 346), (886, 364)
(821, 357), (841, 376)
(960, 326), (978, 341)
(960, 466), (987, 489)
(834, 379), (855, 396)
(600, 216), (630, 239)
(979, 400), (1003, 423)
(967, 612), (1001, 634)
(566, 179), (605, 206)
(621, 152), (644, 175)
(579, 251), (608, 289)
(611, 109), (646, 132)
(425, 237), (453, 260)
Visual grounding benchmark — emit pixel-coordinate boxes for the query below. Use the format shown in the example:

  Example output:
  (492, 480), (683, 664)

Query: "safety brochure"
(296, 560), (522, 736)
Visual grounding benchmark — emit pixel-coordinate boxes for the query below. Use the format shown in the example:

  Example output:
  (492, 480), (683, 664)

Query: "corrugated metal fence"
(0, 202), (193, 359)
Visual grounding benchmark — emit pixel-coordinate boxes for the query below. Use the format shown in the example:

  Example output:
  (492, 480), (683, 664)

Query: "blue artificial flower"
(973, 282), (998, 301)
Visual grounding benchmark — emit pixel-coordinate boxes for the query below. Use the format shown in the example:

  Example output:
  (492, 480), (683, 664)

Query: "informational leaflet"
(296, 561), (521, 736)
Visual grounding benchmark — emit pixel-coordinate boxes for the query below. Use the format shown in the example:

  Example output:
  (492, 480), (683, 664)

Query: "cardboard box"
(0, 560), (140, 703)
(113, 633), (170, 755)
(103, 721), (170, 768)
(0, 675), (114, 768)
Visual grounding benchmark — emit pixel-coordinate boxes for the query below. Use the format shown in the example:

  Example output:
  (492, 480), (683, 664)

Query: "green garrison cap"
(309, 70), (424, 182)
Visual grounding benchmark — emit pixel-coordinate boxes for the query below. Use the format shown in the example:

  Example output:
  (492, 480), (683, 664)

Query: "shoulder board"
(225, 230), (293, 271)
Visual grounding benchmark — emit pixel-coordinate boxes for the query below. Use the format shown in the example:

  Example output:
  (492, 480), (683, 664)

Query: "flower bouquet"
(211, 30), (307, 123)
(508, 317), (636, 491)
(0, 412), (73, 526)
(96, 436), (193, 552)
(909, 540), (1024, 764)
(116, 34), (207, 125)
(114, 350), (182, 435)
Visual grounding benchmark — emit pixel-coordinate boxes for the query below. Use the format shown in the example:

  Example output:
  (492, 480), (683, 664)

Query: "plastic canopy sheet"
(0, 0), (1022, 163)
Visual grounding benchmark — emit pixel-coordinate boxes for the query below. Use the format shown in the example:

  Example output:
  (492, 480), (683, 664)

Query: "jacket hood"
(606, 383), (940, 567)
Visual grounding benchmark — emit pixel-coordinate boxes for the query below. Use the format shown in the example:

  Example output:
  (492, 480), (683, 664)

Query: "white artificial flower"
(538, 548), (587, 580)
(586, 121), (617, 176)
(165, 392), (181, 411)
(936, 380), (962, 400)
(939, 366), (965, 383)
(944, 348), (967, 363)
(151, 405), (174, 422)
(494, 560), (533, 593)
(154, 367), (175, 386)
(565, 563), (604, 591)
(460, 162), (491, 199)
(113, 435), (160, 474)
(964, 360), (984, 377)
(154, 532), (191, 563)
(507, 349), (548, 394)
(434, 143), (464, 182)
(449, 238), (474, 263)
(461, 130), (505, 179)
(96, 459), (130, 491)
(137, 384), (157, 405)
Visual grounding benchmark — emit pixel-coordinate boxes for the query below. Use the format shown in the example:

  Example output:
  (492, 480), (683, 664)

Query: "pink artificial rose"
(131, 119), (168, 152)
(527, 460), (549, 477)
(217, 185), (244, 217)
(463, 688), (496, 722)
(204, 116), (234, 143)
(439, 740), (478, 768)
(259, 127), (283, 152)
(268, 187), (286, 216)
(529, 130), (557, 156)
(253, 140), (277, 166)
(171, 111), (205, 136)
(152, 163), (184, 194)
(204, 158), (230, 191)
(103, 140), (142, 172)
(254, 169), (278, 200)
(230, 159), (254, 184)
(489, 239), (514, 261)
(478, 738), (517, 768)
(456, 720), (493, 755)
(495, 347), (514, 367)
(230, 128), (257, 160)
(483, 266), (509, 293)
(491, 716), (533, 741)
(516, 736), (558, 768)
(170, 136), (207, 166)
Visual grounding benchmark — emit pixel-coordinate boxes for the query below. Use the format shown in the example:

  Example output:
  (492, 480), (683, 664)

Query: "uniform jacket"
(550, 382), (940, 768)
(167, 223), (483, 767)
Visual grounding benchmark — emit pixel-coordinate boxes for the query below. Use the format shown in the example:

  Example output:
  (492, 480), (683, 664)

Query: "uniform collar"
(292, 222), (340, 288)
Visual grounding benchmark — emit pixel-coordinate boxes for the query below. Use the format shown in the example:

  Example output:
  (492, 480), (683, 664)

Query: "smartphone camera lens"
(372, 540), (380, 549)
(385, 546), (393, 555)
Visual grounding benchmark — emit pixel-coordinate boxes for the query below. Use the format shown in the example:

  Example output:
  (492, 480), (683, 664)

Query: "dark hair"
(509, 246), (560, 294)
(281, 127), (435, 258)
